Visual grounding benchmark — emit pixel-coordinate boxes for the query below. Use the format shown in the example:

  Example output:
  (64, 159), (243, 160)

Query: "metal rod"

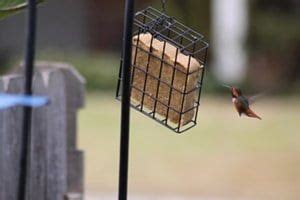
(118, 0), (135, 199)
(18, 0), (37, 199)
(161, 0), (167, 13)
(194, 49), (208, 121)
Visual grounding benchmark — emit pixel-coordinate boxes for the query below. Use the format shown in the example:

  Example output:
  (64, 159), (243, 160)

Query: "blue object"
(0, 93), (49, 110)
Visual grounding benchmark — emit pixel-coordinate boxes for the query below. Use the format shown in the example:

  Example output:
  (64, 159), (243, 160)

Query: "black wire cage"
(117, 6), (209, 133)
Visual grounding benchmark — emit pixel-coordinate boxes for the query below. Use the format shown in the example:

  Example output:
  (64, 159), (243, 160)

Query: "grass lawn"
(79, 93), (300, 199)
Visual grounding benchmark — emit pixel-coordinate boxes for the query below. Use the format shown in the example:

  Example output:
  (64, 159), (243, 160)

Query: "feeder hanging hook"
(161, 0), (167, 13)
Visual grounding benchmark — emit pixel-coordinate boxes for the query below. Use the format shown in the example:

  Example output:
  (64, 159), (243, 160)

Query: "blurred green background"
(0, 0), (300, 199)
(1, 0), (299, 93)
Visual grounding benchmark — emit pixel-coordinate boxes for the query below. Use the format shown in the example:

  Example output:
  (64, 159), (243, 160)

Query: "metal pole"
(18, 0), (37, 199)
(118, 0), (135, 199)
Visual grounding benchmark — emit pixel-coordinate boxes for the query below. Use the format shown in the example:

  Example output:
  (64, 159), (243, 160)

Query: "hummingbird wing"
(247, 93), (266, 105)
(237, 95), (250, 108)
(0, 93), (49, 110)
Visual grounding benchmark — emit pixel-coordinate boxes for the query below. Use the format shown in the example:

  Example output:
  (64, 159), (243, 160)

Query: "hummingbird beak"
(222, 84), (232, 89)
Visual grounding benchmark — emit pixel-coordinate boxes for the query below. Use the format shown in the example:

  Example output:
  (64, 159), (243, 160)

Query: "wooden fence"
(0, 62), (85, 200)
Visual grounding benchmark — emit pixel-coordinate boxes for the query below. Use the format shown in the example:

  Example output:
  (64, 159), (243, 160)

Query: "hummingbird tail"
(245, 108), (262, 120)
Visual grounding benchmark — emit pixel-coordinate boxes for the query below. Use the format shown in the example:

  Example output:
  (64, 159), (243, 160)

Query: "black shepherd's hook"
(119, 0), (135, 199)
(18, 0), (37, 199)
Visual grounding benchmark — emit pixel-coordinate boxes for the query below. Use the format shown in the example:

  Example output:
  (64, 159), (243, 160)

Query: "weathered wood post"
(0, 62), (85, 200)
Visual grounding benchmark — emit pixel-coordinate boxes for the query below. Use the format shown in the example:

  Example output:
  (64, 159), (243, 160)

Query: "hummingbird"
(223, 85), (262, 120)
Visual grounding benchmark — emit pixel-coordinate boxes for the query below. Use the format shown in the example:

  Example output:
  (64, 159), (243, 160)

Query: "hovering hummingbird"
(223, 85), (262, 120)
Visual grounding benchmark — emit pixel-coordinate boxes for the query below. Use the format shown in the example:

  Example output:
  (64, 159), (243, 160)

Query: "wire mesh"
(117, 7), (209, 133)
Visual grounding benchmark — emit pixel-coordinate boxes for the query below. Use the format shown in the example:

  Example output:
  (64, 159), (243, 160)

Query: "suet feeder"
(117, 6), (209, 133)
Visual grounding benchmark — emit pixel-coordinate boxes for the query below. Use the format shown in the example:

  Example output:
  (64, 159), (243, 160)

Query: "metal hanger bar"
(141, 7), (205, 38)
(161, 0), (167, 13)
